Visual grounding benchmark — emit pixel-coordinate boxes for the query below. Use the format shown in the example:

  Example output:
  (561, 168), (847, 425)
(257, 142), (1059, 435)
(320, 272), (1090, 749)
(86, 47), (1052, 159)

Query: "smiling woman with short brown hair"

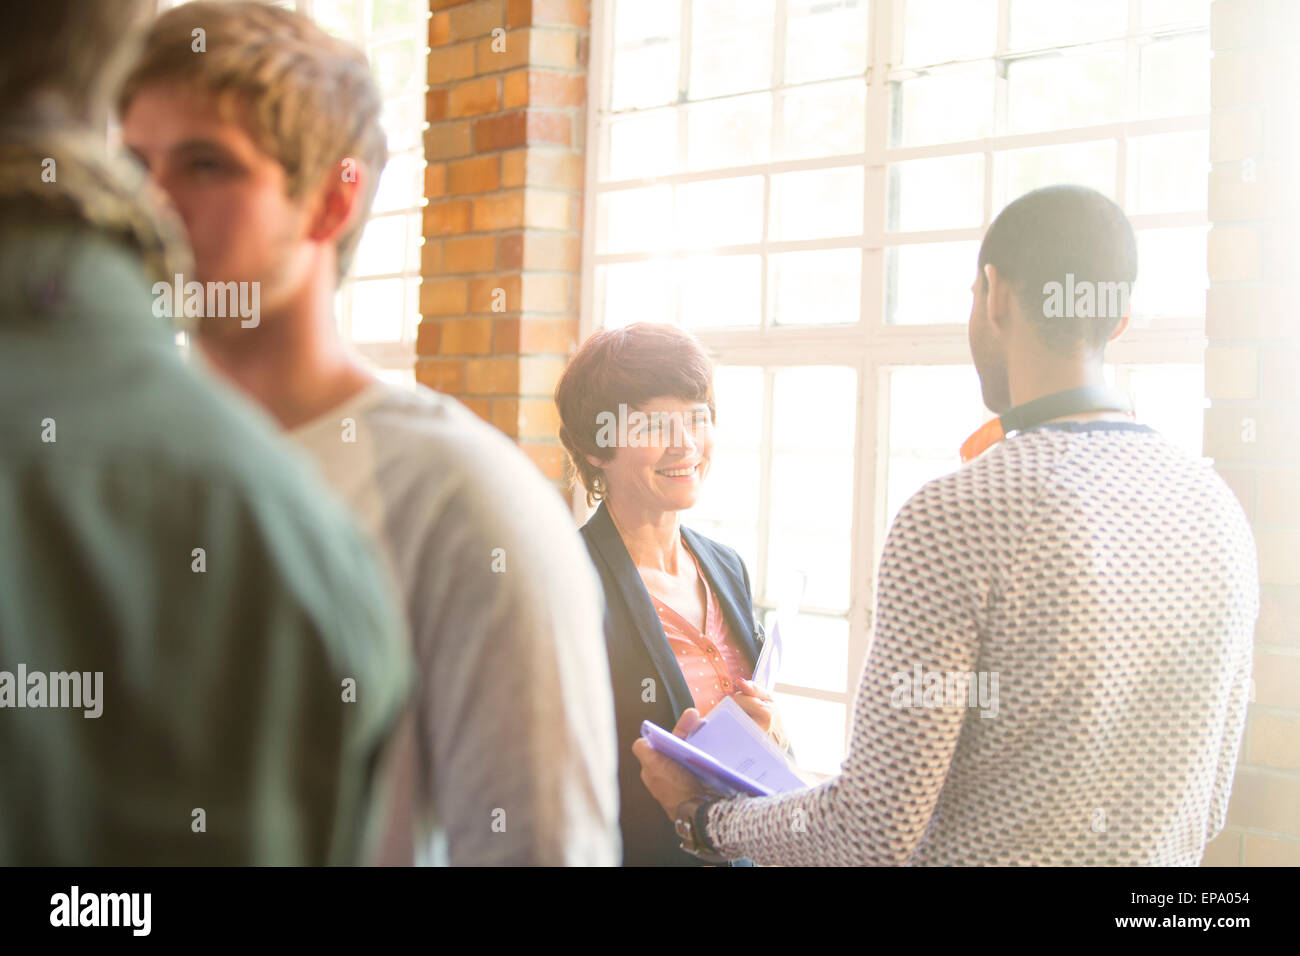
(555, 322), (787, 867)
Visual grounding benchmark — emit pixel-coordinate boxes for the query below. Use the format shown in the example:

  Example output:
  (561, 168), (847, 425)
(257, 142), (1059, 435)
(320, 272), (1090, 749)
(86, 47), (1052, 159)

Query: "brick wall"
(417, 0), (589, 484)
(1201, 0), (1300, 866)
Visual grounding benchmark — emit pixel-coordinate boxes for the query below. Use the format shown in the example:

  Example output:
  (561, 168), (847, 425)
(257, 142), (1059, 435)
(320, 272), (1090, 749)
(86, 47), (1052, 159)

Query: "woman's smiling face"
(589, 395), (715, 516)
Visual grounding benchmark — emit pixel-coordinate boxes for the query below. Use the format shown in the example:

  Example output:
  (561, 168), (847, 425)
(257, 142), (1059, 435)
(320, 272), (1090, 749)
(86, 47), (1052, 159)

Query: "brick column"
(418, 0), (589, 484)
(1202, 0), (1300, 866)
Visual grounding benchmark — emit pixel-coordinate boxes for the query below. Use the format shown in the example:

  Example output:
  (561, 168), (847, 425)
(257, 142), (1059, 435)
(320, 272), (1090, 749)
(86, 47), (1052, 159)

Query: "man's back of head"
(0, 0), (409, 865)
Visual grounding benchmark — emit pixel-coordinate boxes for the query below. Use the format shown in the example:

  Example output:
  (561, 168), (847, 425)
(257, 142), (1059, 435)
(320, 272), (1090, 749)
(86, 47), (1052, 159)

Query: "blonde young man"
(120, 2), (619, 865)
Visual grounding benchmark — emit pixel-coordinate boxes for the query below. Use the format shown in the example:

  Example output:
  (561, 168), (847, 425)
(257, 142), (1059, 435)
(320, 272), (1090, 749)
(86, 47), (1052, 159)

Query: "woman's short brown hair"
(555, 323), (716, 506)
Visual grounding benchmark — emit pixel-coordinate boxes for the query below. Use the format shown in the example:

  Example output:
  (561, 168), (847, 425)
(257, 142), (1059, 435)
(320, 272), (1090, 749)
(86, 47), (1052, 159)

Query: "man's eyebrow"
(168, 138), (237, 155)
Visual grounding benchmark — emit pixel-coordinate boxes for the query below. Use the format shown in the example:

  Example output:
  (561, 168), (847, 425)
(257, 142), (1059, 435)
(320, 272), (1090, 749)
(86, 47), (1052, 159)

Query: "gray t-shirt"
(292, 381), (620, 865)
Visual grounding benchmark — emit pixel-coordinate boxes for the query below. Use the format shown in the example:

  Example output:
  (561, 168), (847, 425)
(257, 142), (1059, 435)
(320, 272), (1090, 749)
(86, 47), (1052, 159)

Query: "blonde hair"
(118, 1), (387, 279)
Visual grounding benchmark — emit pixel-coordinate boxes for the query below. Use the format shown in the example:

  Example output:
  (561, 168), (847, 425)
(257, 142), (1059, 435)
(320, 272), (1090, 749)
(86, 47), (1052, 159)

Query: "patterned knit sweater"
(705, 421), (1259, 866)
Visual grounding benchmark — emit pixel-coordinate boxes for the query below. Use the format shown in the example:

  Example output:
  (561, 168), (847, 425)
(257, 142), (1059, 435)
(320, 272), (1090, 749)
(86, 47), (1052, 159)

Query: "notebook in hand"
(640, 695), (809, 798)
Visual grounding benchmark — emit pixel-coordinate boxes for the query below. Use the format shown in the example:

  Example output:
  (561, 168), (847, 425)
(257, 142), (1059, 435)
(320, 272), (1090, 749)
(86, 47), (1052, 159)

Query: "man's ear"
(1108, 311), (1131, 342)
(983, 263), (1014, 335)
(306, 156), (366, 247)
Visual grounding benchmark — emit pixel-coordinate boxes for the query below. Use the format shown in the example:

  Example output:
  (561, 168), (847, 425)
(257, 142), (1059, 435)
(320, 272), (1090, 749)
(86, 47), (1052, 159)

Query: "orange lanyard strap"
(960, 386), (1133, 463)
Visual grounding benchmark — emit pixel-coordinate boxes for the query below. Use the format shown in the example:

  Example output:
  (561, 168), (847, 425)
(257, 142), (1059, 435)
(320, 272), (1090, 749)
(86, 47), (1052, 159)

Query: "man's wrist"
(674, 796), (727, 862)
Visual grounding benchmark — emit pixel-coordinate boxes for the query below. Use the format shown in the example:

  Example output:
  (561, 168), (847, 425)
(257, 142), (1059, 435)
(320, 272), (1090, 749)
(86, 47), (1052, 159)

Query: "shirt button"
(722, 680), (731, 689)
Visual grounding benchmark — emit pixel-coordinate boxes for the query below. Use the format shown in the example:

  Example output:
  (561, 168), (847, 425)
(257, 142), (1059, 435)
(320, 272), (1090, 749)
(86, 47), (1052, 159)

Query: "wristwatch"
(674, 797), (729, 863)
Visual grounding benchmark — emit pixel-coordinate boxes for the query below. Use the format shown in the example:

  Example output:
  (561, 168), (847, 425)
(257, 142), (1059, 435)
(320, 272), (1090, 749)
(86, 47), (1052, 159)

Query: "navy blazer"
(580, 501), (766, 867)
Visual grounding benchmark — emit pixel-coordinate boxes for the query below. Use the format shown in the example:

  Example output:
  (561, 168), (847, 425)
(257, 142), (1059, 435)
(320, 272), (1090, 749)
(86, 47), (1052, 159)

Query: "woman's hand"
(733, 679), (789, 750)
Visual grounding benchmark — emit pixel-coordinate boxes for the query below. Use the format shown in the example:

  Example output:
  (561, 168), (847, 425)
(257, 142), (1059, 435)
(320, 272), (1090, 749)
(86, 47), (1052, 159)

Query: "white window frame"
(582, 0), (1212, 759)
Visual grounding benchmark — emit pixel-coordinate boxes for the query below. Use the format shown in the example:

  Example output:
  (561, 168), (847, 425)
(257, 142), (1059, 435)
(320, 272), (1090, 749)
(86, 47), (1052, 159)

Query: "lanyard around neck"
(960, 385), (1133, 463)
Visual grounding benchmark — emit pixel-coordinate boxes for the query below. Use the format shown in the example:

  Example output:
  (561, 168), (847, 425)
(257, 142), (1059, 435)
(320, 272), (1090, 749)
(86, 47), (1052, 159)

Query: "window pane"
(675, 177), (765, 249)
(769, 248), (861, 327)
(313, 0), (358, 38)
(371, 0), (424, 33)
(1139, 34), (1210, 119)
(686, 93), (772, 171)
(886, 365), (990, 524)
(778, 80), (866, 160)
(689, 0), (775, 99)
(381, 93), (426, 152)
(1126, 364), (1205, 458)
(678, 254), (761, 328)
(784, 0), (869, 84)
(349, 278), (405, 342)
(885, 240), (980, 325)
(1130, 226), (1208, 319)
(597, 260), (674, 327)
(604, 109), (678, 181)
(1009, 0), (1127, 49)
(369, 35), (423, 97)
(596, 185), (673, 254)
(1141, 0), (1211, 29)
(610, 0), (681, 110)
(765, 610), (849, 693)
(773, 693), (846, 775)
(372, 151), (424, 213)
(1126, 130), (1209, 214)
(769, 167), (863, 240)
(690, 365), (762, 573)
(889, 64), (995, 147)
(994, 140), (1117, 215)
(902, 0), (996, 66)
(354, 214), (408, 277)
(769, 366), (856, 611)
(1007, 46), (1125, 133)
(887, 154), (984, 232)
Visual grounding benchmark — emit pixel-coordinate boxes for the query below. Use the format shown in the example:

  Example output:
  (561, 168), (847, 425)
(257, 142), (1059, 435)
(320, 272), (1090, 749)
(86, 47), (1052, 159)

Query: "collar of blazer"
(584, 501), (761, 720)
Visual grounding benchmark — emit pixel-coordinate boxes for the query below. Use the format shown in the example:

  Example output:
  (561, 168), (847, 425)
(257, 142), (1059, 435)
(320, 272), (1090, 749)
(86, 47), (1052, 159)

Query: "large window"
(584, 0), (1212, 774)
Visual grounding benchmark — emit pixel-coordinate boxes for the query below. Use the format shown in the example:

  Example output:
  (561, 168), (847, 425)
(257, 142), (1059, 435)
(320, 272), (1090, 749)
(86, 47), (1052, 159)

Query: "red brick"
(424, 162), (448, 200)
(461, 397), (492, 421)
(473, 111), (528, 151)
(466, 356), (520, 394)
(448, 75), (501, 118)
(427, 89), (449, 122)
(496, 233), (524, 269)
(417, 357), (466, 394)
(520, 273), (569, 313)
(472, 191), (526, 230)
(420, 277), (470, 316)
(415, 318), (442, 356)
(430, 11), (452, 46)
(491, 397), (521, 435)
(428, 43), (477, 84)
(448, 0), (504, 42)
(503, 68), (587, 108)
(425, 120), (473, 160)
(440, 317), (494, 354)
(518, 316), (578, 353)
(469, 274), (522, 313)
(447, 155), (501, 195)
(421, 238), (444, 276)
(423, 199), (472, 237)
(443, 235), (496, 273)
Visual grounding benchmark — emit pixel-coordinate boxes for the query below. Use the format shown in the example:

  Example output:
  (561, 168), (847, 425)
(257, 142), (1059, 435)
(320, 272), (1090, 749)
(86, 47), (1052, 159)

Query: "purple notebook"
(640, 696), (809, 798)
